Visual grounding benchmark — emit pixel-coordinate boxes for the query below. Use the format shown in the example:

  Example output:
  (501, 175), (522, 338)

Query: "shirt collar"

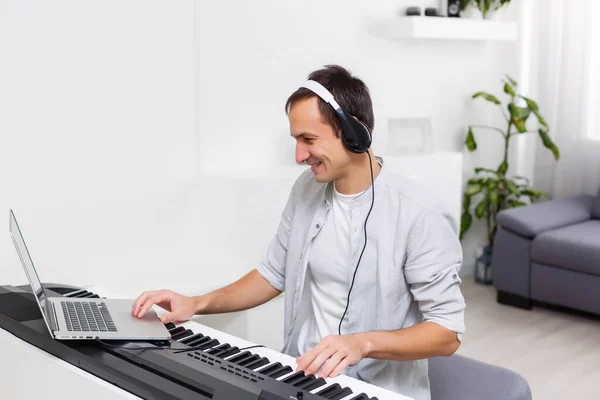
(324, 156), (388, 207)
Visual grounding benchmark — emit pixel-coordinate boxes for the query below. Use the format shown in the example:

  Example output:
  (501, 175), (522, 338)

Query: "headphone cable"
(338, 152), (375, 336)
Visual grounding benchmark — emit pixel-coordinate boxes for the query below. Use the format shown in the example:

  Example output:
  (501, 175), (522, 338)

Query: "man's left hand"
(296, 334), (368, 378)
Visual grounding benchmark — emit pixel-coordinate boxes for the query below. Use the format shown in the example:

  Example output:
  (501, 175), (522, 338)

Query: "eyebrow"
(290, 132), (317, 138)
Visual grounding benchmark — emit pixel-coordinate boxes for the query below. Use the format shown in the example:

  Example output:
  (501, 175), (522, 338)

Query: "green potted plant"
(461, 0), (513, 19)
(461, 75), (560, 283)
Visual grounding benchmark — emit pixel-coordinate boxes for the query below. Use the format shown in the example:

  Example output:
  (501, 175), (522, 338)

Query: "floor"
(457, 277), (600, 400)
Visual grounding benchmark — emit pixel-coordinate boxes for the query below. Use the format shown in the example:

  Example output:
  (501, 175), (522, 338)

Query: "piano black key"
(187, 335), (213, 347)
(171, 329), (194, 341)
(237, 354), (261, 367)
(215, 347), (240, 359)
(244, 357), (270, 370)
(168, 326), (186, 337)
(205, 343), (231, 355)
(315, 383), (343, 398)
(256, 362), (282, 375)
(328, 386), (352, 400)
(64, 289), (87, 297)
(81, 292), (98, 298)
(281, 371), (306, 385)
(300, 377), (327, 391)
(164, 322), (176, 330)
(266, 365), (293, 379)
(290, 374), (317, 388)
(195, 338), (220, 350)
(227, 351), (252, 364)
(180, 333), (203, 345)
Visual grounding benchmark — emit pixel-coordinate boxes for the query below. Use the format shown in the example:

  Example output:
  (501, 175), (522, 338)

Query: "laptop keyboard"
(61, 301), (117, 332)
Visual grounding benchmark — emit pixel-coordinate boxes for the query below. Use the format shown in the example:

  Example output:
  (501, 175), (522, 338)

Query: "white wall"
(0, 0), (196, 286)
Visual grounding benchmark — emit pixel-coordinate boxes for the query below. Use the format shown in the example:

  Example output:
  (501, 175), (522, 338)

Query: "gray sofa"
(492, 187), (600, 314)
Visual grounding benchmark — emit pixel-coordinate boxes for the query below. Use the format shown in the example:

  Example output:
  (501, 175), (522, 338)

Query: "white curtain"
(531, 0), (600, 198)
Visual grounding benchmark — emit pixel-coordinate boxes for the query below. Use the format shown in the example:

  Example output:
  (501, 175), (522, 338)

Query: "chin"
(313, 173), (333, 184)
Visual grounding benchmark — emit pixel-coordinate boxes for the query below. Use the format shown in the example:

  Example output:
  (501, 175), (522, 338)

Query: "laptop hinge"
(46, 299), (58, 332)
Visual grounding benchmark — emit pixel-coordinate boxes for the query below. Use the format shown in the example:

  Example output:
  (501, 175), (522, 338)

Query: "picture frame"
(385, 118), (434, 154)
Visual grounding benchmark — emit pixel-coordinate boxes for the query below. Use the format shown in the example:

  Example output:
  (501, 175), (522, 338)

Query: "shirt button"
(316, 224), (320, 229)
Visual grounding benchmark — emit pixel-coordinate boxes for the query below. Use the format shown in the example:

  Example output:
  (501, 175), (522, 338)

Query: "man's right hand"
(131, 289), (199, 324)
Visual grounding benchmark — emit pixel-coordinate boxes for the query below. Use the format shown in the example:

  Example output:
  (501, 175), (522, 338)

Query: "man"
(132, 65), (465, 400)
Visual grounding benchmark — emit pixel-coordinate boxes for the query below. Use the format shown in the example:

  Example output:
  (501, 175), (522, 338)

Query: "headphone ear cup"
(338, 112), (372, 154)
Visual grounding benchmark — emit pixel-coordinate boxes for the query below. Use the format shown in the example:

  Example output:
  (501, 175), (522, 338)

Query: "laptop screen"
(9, 210), (54, 336)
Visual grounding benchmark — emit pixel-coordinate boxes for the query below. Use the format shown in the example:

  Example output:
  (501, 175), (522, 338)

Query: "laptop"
(9, 209), (170, 341)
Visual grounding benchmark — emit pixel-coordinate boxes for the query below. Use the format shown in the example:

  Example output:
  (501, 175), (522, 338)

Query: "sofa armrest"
(496, 195), (594, 238)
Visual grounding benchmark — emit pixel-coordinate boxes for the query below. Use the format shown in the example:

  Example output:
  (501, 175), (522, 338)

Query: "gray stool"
(429, 354), (532, 400)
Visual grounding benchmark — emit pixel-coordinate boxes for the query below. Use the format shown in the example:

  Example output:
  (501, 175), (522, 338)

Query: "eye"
(304, 138), (314, 144)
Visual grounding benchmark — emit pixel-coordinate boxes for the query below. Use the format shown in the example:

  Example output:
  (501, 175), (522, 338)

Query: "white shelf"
(379, 17), (517, 41)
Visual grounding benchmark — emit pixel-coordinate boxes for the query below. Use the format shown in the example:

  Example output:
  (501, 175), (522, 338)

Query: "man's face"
(289, 96), (350, 183)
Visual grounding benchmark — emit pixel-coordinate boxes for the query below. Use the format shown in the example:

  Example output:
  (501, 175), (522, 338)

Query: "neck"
(334, 150), (381, 195)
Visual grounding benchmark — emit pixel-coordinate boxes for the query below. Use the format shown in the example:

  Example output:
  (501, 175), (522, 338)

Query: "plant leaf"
(505, 179), (521, 196)
(462, 193), (471, 212)
(513, 175), (530, 182)
(509, 199), (527, 207)
(465, 184), (483, 196)
(465, 127), (477, 151)
(475, 197), (489, 219)
(521, 96), (539, 112)
(473, 92), (501, 105)
(504, 83), (515, 96)
(489, 187), (499, 208)
(513, 119), (527, 133)
(468, 178), (486, 185)
(460, 212), (472, 240)
(508, 103), (530, 133)
(522, 188), (550, 200)
(505, 74), (518, 87)
(538, 129), (560, 160)
(508, 103), (531, 120)
(497, 161), (509, 175)
(532, 109), (548, 128)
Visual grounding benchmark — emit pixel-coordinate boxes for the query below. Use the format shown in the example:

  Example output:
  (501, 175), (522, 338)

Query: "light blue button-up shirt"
(257, 157), (466, 400)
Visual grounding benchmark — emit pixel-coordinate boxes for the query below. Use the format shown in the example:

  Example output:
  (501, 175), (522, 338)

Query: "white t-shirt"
(295, 183), (367, 355)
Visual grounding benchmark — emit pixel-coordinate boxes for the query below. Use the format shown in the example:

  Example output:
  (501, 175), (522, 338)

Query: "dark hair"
(285, 65), (374, 137)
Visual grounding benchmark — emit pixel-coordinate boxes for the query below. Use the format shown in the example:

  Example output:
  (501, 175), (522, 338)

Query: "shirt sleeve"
(403, 206), (466, 339)
(256, 176), (300, 292)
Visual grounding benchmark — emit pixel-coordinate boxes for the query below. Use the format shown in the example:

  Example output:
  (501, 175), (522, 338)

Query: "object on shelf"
(425, 7), (441, 17)
(406, 6), (421, 16)
(447, 0), (461, 17)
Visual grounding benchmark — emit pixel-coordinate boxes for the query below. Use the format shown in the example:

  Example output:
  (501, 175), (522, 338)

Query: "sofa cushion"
(592, 187), (600, 219)
(531, 220), (600, 276)
(496, 195), (593, 238)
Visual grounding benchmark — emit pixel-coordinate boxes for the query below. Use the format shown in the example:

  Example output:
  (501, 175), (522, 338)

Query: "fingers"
(319, 352), (347, 378)
(131, 292), (151, 316)
(303, 346), (337, 376)
(132, 290), (171, 318)
(296, 341), (325, 372)
(325, 357), (349, 378)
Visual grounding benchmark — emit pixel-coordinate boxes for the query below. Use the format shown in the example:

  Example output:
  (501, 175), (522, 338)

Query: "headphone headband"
(299, 80), (342, 111)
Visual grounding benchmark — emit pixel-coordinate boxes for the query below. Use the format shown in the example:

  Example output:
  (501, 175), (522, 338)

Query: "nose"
(295, 142), (309, 164)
